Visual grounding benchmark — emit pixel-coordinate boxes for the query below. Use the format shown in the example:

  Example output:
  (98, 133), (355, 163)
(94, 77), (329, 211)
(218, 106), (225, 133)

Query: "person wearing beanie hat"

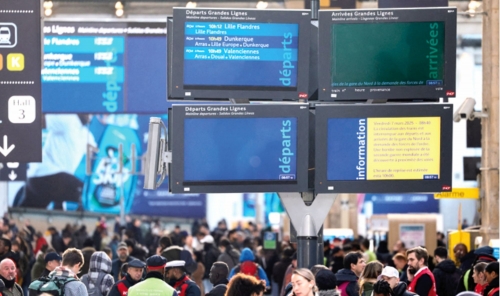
(128, 255), (178, 296)
(315, 269), (339, 296)
(165, 260), (201, 296)
(111, 242), (137, 282)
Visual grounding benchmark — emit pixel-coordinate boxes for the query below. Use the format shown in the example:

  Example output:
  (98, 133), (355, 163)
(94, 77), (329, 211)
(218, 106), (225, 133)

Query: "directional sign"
(434, 188), (479, 199)
(0, 0), (42, 162)
(0, 162), (27, 181)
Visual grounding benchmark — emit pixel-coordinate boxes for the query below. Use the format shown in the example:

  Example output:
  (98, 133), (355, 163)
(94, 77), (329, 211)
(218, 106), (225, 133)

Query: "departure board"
(169, 8), (311, 101)
(183, 22), (299, 88)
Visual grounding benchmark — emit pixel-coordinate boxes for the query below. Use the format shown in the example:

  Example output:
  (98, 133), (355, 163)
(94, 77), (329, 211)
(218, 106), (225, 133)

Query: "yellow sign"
(434, 188), (479, 199)
(367, 117), (441, 180)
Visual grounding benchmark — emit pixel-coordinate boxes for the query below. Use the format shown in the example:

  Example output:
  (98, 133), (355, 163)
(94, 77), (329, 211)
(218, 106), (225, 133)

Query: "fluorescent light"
(256, 1), (268, 9)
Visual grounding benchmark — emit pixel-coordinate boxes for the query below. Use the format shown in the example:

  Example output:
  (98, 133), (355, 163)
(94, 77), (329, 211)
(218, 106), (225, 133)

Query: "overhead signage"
(434, 188), (479, 199)
(0, 0), (42, 162)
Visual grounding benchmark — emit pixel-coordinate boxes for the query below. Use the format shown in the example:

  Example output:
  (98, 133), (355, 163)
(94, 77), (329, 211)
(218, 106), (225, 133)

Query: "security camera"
(453, 98), (488, 122)
(453, 98), (476, 122)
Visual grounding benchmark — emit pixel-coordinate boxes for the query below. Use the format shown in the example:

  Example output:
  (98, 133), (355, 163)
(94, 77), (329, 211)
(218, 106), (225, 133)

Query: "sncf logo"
(446, 91), (455, 97)
(298, 92), (308, 98)
(442, 185), (451, 191)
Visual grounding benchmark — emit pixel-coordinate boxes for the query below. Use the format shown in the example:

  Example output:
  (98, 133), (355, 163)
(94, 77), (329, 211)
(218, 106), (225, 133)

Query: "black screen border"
(317, 7), (457, 101)
(170, 103), (310, 193)
(314, 103), (453, 193)
(169, 8), (311, 101)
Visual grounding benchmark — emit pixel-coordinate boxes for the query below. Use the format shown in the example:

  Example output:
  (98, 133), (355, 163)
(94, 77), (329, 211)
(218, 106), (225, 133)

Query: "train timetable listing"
(183, 22), (299, 87)
(185, 22), (298, 60)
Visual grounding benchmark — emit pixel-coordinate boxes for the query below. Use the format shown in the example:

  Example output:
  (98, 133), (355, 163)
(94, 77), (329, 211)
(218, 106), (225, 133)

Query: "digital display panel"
(42, 22), (168, 113)
(315, 104), (453, 193)
(184, 117), (297, 181)
(183, 22), (299, 88)
(169, 8), (311, 101)
(170, 104), (309, 193)
(318, 8), (456, 101)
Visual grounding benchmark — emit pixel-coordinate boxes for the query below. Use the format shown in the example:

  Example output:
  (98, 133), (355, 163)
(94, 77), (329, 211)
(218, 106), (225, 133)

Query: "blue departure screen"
(42, 23), (168, 113)
(183, 117), (297, 181)
(183, 22), (299, 88)
(43, 36), (125, 112)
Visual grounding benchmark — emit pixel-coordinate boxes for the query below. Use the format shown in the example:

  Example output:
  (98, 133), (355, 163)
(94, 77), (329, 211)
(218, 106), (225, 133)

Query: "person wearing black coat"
(433, 247), (461, 296)
(205, 262), (229, 296)
(483, 262), (499, 296)
(273, 248), (294, 294)
(108, 259), (145, 296)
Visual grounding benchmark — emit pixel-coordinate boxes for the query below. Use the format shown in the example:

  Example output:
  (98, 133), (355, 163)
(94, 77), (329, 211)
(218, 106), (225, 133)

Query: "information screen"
(170, 8), (311, 101)
(184, 22), (298, 88)
(327, 117), (441, 181)
(42, 22), (168, 113)
(331, 22), (445, 88)
(184, 117), (297, 181)
(318, 8), (457, 101)
(315, 104), (453, 193)
(170, 104), (309, 193)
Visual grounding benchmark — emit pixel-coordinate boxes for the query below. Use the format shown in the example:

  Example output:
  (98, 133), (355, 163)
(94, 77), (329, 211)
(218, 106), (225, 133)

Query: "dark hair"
(219, 238), (231, 248)
(62, 248), (84, 267)
(474, 262), (488, 274)
(1, 238), (11, 252)
(225, 273), (266, 296)
(406, 247), (428, 264)
(485, 262), (499, 274)
(124, 239), (136, 248)
(83, 238), (94, 248)
(362, 239), (370, 250)
(434, 247), (448, 259)
(373, 280), (393, 296)
(159, 236), (172, 249)
(212, 261), (229, 278)
(344, 251), (363, 269)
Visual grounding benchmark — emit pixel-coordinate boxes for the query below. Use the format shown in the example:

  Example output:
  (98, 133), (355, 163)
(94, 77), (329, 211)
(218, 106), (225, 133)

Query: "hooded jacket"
(335, 268), (359, 296)
(228, 248), (270, 287)
(81, 251), (115, 296)
(433, 259), (460, 296)
(392, 282), (418, 296)
(217, 245), (240, 271)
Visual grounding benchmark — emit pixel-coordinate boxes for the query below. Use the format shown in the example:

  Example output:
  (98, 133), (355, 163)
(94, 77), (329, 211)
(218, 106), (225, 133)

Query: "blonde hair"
(292, 268), (318, 295)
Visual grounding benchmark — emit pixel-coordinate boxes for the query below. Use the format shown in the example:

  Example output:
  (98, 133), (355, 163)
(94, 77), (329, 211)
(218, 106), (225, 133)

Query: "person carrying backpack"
(29, 248), (87, 296)
(228, 248), (269, 289)
(81, 251), (114, 296)
(432, 247), (461, 296)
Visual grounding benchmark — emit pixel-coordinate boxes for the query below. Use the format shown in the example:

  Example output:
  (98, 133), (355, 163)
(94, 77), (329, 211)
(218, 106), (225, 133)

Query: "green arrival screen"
(331, 22), (445, 88)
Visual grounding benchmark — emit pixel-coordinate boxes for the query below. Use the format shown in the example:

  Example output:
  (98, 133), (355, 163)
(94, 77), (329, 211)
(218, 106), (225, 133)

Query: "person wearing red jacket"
(166, 260), (201, 296)
(406, 247), (437, 296)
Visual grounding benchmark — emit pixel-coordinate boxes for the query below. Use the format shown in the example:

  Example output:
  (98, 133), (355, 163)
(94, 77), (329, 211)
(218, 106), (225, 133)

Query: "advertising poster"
(399, 224), (425, 249)
(13, 114), (206, 218)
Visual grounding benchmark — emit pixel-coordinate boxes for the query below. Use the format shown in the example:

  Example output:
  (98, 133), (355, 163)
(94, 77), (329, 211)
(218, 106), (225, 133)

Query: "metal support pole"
(118, 143), (125, 226)
(279, 192), (337, 268)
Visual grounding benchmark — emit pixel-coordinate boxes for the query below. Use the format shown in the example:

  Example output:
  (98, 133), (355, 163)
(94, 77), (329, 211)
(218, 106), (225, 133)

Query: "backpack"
(29, 276), (77, 296)
(81, 273), (107, 296)
(239, 261), (260, 279)
(338, 281), (350, 296)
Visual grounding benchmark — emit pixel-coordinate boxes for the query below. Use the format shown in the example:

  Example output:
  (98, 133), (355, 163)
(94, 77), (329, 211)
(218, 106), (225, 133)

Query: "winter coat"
(79, 246), (96, 276)
(335, 268), (359, 296)
(205, 279), (228, 296)
(107, 274), (141, 296)
(228, 248), (270, 287)
(112, 256), (137, 282)
(273, 257), (293, 293)
(31, 253), (46, 280)
(433, 259), (461, 296)
(49, 266), (88, 296)
(81, 251), (115, 296)
(217, 247), (240, 271)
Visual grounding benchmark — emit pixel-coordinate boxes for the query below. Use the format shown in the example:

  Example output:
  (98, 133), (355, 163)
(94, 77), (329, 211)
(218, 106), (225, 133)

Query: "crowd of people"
(0, 215), (497, 296)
